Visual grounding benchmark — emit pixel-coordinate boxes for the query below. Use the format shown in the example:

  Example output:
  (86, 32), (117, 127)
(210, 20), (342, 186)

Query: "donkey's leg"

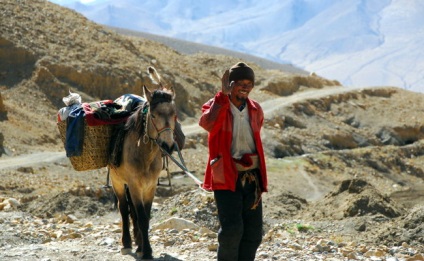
(131, 201), (152, 259)
(126, 186), (143, 250)
(114, 186), (132, 255)
(131, 186), (156, 260)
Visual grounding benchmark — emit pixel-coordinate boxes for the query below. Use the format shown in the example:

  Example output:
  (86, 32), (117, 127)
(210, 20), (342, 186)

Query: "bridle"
(143, 109), (175, 144)
(134, 96), (207, 190)
(140, 102), (175, 145)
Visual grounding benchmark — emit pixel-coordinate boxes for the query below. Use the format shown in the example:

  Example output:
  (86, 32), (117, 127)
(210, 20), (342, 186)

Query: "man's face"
(230, 79), (254, 103)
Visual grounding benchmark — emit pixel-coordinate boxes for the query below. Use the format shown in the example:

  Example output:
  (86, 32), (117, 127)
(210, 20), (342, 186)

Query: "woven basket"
(57, 119), (113, 171)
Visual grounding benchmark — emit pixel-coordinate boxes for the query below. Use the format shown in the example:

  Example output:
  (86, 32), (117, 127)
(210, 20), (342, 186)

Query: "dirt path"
(0, 152), (64, 170)
(182, 85), (380, 136)
(261, 85), (378, 117)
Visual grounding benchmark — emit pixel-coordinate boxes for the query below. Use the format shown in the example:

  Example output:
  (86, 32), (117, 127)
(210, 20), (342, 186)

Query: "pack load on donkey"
(57, 68), (185, 172)
(57, 66), (186, 259)
(57, 91), (145, 171)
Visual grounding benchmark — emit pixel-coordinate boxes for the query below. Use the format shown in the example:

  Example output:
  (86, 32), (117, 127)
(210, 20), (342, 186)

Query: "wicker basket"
(57, 119), (113, 171)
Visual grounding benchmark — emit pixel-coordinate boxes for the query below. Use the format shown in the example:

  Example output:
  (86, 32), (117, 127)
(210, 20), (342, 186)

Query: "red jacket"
(199, 91), (268, 192)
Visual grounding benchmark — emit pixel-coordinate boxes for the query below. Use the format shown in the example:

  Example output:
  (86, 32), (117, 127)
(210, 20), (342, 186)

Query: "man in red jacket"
(199, 62), (268, 261)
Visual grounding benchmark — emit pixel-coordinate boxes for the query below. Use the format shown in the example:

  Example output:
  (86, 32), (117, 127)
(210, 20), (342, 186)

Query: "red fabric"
(233, 153), (255, 167)
(198, 91), (268, 192)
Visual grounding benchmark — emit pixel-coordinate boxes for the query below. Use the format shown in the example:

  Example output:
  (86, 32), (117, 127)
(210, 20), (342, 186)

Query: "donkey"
(109, 67), (177, 259)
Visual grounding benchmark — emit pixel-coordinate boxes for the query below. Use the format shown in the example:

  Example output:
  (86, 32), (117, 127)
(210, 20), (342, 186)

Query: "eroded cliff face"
(0, 34), (146, 107)
(1, 0), (150, 109)
(0, 37), (37, 87)
(262, 73), (341, 96)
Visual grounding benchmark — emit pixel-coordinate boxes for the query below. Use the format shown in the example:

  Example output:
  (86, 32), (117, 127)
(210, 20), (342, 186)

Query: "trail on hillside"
(0, 152), (64, 170)
(0, 86), (380, 170)
(182, 85), (380, 136)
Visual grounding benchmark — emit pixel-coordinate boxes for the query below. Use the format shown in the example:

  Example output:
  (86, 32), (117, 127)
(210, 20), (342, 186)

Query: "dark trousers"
(214, 172), (263, 261)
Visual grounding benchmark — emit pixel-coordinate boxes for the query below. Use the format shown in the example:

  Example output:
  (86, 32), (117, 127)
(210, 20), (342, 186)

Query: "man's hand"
(221, 69), (234, 95)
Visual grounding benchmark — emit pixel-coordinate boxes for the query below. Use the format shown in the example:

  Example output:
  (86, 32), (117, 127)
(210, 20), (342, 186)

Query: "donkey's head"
(143, 67), (177, 154)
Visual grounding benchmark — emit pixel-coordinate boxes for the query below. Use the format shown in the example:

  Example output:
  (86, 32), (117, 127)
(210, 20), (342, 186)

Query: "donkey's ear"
(147, 66), (163, 89)
(143, 85), (152, 102)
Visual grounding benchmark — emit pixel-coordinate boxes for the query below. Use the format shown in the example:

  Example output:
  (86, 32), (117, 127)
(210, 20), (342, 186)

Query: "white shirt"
(230, 102), (256, 159)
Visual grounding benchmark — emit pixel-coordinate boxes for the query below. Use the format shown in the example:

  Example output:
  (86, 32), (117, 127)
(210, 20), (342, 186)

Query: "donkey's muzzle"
(158, 141), (176, 154)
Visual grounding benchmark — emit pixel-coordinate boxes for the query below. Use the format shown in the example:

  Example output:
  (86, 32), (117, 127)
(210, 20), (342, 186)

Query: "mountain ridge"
(50, 0), (424, 93)
(107, 26), (308, 74)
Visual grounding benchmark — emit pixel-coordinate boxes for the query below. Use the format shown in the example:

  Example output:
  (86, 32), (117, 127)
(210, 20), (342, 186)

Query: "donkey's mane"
(149, 89), (173, 110)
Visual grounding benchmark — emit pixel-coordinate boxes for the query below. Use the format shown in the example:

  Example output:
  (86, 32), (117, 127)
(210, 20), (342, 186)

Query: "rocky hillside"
(0, 0), (342, 155)
(1, 1), (424, 260)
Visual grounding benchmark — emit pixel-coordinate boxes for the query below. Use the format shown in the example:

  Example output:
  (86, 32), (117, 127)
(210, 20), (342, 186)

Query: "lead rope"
(159, 142), (212, 193)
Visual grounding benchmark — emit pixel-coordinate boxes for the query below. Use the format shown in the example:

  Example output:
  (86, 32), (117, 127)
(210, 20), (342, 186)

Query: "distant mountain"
(107, 27), (308, 74)
(49, 0), (424, 93)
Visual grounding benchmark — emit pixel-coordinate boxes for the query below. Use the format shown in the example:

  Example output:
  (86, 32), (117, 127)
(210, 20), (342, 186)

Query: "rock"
(164, 240), (176, 247)
(207, 243), (218, 252)
(406, 254), (424, 261)
(354, 221), (367, 231)
(7, 198), (21, 209)
(66, 214), (78, 223)
(198, 227), (217, 238)
(289, 242), (302, 250)
(364, 249), (386, 257)
(17, 166), (34, 173)
(347, 252), (359, 260)
(99, 237), (115, 246)
(340, 246), (354, 257)
(257, 251), (269, 258)
(53, 230), (63, 239)
(152, 217), (199, 231)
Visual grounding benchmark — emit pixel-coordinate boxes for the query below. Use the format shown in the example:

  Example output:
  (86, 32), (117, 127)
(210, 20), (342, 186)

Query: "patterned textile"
(239, 169), (262, 210)
(83, 94), (145, 126)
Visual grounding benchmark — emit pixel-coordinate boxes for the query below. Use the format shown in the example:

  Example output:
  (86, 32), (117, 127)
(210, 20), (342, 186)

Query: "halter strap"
(140, 102), (175, 145)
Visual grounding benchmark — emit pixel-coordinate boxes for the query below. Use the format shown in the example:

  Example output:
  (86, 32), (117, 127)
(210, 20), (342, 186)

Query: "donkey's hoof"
(121, 248), (132, 255)
(136, 251), (153, 260)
